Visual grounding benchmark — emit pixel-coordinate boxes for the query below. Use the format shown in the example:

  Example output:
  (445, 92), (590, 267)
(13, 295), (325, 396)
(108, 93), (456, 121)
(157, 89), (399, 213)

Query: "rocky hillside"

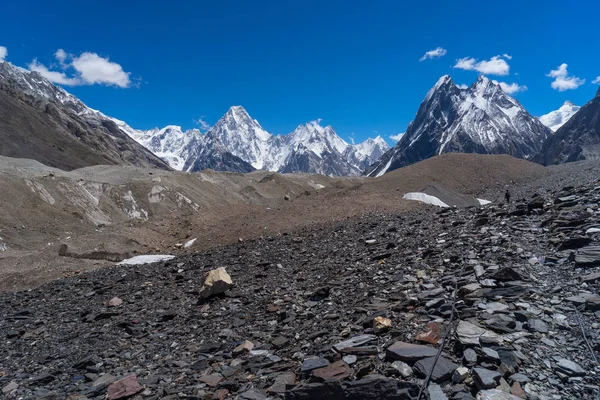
(0, 62), (170, 171)
(366, 76), (551, 177)
(534, 88), (600, 165)
(1, 165), (599, 399)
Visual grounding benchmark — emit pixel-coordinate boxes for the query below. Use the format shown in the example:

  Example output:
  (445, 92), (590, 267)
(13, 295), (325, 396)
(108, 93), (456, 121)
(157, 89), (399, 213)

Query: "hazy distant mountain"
(539, 101), (580, 132)
(534, 88), (600, 165)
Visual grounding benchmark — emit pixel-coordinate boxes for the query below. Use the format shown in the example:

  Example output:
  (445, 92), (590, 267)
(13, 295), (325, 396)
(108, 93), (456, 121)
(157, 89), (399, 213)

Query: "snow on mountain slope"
(0, 62), (386, 176)
(539, 101), (581, 132)
(0, 61), (170, 170)
(129, 108), (389, 176)
(366, 75), (551, 176)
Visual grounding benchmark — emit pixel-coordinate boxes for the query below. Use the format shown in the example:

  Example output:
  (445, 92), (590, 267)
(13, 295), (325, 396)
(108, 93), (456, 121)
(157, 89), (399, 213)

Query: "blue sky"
(1, 0), (599, 145)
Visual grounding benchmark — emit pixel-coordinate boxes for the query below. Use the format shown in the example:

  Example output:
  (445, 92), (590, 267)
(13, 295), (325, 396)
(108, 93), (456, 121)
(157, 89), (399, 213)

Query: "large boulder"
(199, 267), (233, 299)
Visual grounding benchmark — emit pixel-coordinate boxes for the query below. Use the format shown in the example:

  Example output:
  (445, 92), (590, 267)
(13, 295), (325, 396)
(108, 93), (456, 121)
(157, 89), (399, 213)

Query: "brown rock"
(213, 388), (230, 400)
(511, 382), (526, 398)
(311, 360), (352, 381)
(266, 371), (296, 394)
(373, 316), (392, 334)
(199, 373), (224, 387)
(415, 322), (442, 344)
(107, 374), (143, 400)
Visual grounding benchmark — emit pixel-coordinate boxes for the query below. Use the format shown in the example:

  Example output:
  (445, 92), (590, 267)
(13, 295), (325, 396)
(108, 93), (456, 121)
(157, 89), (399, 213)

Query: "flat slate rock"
(456, 321), (502, 346)
(555, 358), (585, 376)
(332, 334), (377, 352)
(473, 367), (501, 389)
(575, 246), (600, 265)
(414, 356), (458, 383)
(386, 341), (438, 362)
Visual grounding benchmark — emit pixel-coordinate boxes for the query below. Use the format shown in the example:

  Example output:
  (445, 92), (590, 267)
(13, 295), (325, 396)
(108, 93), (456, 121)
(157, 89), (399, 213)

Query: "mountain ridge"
(366, 75), (551, 176)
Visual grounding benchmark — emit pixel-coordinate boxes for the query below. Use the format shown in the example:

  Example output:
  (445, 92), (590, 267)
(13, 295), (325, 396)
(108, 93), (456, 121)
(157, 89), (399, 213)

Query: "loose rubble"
(1, 177), (600, 399)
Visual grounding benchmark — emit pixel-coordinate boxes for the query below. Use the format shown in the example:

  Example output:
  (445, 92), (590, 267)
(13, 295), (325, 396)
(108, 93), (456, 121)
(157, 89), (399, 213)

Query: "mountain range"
(129, 107), (390, 176)
(2, 59), (600, 177)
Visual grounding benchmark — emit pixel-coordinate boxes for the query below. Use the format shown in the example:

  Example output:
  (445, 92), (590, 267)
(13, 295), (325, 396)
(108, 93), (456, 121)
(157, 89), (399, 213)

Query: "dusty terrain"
(1, 163), (599, 399)
(0, 153), (549, 291)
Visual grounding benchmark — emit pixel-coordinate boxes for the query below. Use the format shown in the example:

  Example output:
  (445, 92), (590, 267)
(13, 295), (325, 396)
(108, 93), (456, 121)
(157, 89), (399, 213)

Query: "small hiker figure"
(504, 189), (511, 204)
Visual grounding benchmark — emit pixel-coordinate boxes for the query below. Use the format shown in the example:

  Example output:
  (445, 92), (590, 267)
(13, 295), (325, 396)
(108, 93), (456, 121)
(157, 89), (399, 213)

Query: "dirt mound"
(0, 153), (550, 291)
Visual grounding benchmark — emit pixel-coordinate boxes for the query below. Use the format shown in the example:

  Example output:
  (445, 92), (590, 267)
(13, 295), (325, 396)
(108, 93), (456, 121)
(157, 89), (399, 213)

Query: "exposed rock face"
(534, 88), (600, 165)
(366, 75), (551, 176)
(0, 62), (171, 171)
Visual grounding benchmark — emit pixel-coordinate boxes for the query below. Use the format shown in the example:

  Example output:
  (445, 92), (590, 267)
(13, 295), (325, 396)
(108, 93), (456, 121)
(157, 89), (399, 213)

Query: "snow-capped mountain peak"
(365, 74), (551, 176)
(539, 101), (581, 132)
(289, 121), (349, 156)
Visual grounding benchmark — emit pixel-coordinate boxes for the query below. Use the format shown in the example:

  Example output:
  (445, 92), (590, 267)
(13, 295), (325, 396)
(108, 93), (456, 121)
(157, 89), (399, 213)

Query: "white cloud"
(54, 48), (68, 67)
(27, 49), (131, 88)
(454, 55), (510, 76)
(28, 59), (81, 85)
(389, 132), (405, 142)
(497, 81), (527, 94)
(420, 47), (447, 62)
(457, 84), (469, 89)
(0, 46), (7, 61)
(546, 64), (585, 91)
(503, 54), (513, 60)
(593, 76), (600, 85)
(71, 52), (130, 87)
(194, 116), (212, 132)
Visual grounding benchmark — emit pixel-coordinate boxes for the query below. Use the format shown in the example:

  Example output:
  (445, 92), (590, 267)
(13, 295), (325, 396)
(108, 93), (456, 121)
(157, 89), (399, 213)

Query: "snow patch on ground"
(477, 198), (492, 205)
(0, 237), (7, 252)
(184, 238), (197, 248)
(403, 192), (449, 208)
(118, 255), (175, 265)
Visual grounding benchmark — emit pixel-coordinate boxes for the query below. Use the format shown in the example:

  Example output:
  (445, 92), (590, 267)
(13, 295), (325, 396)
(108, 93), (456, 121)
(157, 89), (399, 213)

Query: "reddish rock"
(213, 388), (230, 400)
(200, 373), (224, 387)
(107, 374), (143, 400)
(415, 322), (442, 344)
(311, 360), (352, 381)
(511, 382), (526, 398)
(267, 304), (280, 313)
(266, 371), (296, 394)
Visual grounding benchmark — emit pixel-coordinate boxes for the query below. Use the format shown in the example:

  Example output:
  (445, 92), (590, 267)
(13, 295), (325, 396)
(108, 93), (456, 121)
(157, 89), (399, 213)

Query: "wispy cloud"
(419, 47), (447, 62)
(0, 46), (7, 61)
(456, 84), (469, 89)
(389, 132), (405, 142)
(28, 49), (132, 88)
(593, 76), (600, 85)
(497, 81), (527, 94)
(193, 116), (212, 132)
(454, 55), (511, 76)
(546, 63), (585, 91)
